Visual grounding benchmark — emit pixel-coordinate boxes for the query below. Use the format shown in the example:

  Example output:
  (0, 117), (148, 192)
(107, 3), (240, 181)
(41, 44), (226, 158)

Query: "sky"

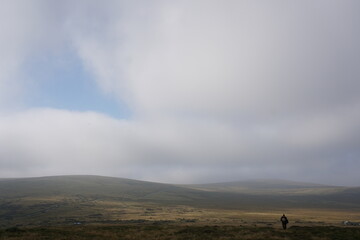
(0, 0), (360, 186)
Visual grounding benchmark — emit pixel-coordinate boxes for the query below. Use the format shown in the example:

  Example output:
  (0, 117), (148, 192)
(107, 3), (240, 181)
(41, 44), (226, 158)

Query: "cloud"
(0, 1), (38, 109)
(0, 0), (69, 110)
(0, 1), (360, 185)
(73, 0), (360, 120)
(0, 106), (359, 185)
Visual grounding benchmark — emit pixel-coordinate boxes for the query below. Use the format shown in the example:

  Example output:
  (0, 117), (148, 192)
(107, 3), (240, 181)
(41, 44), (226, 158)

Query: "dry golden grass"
(2, 197), (360, 239)
(1, 224), (360, 240)
(2, 196), (359, 228)
(81, 199), (360, 227)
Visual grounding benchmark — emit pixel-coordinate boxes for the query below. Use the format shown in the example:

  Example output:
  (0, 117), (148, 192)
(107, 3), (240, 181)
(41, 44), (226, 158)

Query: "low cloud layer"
(0, 1), (359, 185)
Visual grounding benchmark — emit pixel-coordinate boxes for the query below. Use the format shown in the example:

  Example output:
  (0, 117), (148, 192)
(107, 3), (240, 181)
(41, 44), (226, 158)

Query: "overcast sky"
(0, 0), (359, 186)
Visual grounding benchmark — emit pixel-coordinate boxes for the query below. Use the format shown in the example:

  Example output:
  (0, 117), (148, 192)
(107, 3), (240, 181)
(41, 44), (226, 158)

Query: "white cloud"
(72, 0), (360, 120)
(0, 0), (69, 110)
(0, 106), (359, 185)
(0, 1), (37, 108)
(0, 1), (360, 185)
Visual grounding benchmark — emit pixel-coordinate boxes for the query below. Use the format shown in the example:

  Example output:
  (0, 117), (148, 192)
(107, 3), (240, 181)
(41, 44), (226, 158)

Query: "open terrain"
(0, 175), (359, 239)
(2, 224), (360, 240)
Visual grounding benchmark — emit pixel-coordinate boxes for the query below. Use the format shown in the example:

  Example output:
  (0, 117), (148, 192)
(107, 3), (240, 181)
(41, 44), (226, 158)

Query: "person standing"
(280, 214), (289, 230)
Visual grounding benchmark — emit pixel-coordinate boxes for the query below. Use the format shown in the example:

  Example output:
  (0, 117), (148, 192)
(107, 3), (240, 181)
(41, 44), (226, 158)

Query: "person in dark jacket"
(280, 214), (289, 230)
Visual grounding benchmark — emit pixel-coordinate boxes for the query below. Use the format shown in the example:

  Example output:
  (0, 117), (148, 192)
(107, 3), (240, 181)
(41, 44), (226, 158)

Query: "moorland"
(0, 175), (359, 239)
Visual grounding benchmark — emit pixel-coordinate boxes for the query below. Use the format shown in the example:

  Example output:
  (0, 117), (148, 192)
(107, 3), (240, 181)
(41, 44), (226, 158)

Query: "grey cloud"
(0, 107), (359, 185)
(0, 1), (359, 185)
(72, 0), (360, 120)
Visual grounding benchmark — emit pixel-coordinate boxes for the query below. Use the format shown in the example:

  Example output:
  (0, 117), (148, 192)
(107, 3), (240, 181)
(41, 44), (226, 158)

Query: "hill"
(0, 175), (359, 227)
(182, 179), (346, 195)
(0, 175), (200, 201)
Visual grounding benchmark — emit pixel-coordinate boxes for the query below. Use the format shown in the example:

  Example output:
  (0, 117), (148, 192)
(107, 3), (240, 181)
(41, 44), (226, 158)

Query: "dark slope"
(0, 175), (359, 209)
(1, 176), (360, 227)
(0, 175), (204, 203)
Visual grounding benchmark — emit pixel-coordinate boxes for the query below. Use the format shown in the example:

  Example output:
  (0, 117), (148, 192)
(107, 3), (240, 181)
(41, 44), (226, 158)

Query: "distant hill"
(0, 175), (359, 227)
(183, 179), (346, 195)
(0, 175), (198, 200)
(0, 175), (359, 206)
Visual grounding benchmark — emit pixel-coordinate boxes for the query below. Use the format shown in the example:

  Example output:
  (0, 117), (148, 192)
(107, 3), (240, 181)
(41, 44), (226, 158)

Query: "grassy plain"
(1, 196), (359, 227)
(1, 176), (360, 239)
(1, 224), (360, 240)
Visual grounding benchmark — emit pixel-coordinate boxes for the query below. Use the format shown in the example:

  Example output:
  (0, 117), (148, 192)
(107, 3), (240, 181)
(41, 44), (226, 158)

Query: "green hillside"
(1, 175), (358, 209)
(0, 175), (359, 227)
(0, 175), (200, 201)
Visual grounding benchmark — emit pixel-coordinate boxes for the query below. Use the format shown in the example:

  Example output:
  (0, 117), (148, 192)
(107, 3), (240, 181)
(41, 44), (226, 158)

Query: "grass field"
(1, 176), (359, 239)
(1, 196), (359, 228)
(1, 224), (360, 240)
